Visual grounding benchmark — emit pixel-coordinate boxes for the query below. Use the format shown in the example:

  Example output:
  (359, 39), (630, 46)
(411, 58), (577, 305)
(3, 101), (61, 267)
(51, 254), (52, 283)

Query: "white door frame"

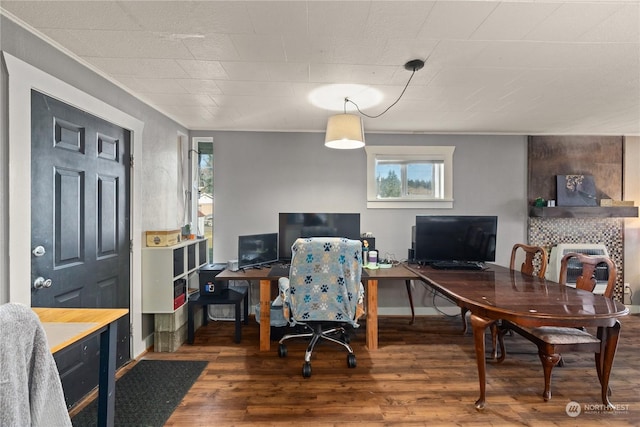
(3, 52), (146, 358)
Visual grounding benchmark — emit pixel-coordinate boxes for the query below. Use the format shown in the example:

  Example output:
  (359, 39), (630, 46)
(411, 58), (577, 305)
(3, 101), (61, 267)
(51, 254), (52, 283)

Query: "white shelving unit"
(142, 238), (208, 313)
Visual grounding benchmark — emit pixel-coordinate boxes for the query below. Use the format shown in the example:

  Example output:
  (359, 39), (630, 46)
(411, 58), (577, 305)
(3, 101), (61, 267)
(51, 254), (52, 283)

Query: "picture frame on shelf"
(556, 174), (597, 207)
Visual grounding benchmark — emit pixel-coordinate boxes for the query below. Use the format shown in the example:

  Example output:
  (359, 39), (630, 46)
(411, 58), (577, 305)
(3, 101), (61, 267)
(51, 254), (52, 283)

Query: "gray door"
(30, 90), (131, 408)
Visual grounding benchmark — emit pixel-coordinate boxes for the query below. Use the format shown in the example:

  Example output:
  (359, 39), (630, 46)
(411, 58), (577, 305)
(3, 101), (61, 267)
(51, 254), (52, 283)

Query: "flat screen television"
(278, 213), (361, 261)
(238, 232), (278, 269)
(414, 215), (497, 263)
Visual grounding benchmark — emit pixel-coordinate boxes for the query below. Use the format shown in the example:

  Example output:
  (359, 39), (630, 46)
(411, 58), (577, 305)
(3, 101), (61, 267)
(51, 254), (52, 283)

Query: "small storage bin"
(255, 302), (289, 341)
(254, 302), (288, 327)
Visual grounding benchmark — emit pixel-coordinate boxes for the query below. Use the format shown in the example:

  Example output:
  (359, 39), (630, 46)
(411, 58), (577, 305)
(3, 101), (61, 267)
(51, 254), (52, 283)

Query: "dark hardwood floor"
(80, 314), (640, 426)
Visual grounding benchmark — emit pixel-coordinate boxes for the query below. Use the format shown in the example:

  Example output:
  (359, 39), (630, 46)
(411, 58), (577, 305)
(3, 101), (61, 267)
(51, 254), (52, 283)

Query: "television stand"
(431, 260), (484, 270)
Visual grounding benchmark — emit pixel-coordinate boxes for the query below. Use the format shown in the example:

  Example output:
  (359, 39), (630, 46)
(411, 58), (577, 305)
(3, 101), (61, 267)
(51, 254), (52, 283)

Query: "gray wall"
(192, 130), (529, 314)
(1, 15), (190, 345)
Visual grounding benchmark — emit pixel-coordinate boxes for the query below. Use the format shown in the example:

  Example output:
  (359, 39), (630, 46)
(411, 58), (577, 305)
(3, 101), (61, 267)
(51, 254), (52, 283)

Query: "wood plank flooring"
(81, 314), (640, 426)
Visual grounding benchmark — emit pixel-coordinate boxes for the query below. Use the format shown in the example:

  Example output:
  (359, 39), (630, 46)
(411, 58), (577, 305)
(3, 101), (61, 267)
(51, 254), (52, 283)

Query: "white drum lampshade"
(324, 114), (365, 149)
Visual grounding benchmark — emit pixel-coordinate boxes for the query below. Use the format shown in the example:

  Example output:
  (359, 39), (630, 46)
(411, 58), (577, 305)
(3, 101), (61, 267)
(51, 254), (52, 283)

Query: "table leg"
(259, 279), (271, 351)
(366, 278), (378, 350)
(405, 280), (415, 325)
(470, 313), (493, 411)
(187, 302), (195, 345)
(243, 291), (249, 325)
(599, 321), (621, 409)
(97, 321), (117, 427)
(460, 307), (469, 334)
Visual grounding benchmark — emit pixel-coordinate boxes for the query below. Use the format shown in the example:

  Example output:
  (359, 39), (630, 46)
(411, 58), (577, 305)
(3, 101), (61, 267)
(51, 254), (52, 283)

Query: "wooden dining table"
(405, 263), (629, 410)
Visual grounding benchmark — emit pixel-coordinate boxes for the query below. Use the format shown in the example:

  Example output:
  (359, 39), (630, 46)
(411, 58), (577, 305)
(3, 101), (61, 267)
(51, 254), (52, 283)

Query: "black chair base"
(278, 322), (357, 378)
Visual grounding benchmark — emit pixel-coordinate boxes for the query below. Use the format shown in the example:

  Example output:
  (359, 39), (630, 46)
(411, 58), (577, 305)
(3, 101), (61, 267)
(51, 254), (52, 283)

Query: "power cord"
(345, 58), (425, 118)
(418, 282), (461, 318)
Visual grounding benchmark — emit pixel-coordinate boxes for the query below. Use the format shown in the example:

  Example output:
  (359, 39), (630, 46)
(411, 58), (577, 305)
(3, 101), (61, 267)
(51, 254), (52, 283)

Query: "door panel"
(31, 90), (131, 408)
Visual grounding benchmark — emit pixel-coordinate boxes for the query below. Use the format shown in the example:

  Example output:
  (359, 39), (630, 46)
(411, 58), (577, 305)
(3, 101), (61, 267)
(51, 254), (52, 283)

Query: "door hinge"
(129, 154), (134, 168)
(130, 239), (133, 253)
(130, 323), (134, 336)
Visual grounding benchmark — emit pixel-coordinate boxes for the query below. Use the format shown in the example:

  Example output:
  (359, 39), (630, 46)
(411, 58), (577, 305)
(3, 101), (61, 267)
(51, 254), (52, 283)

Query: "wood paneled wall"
(527, 136), (623, 205)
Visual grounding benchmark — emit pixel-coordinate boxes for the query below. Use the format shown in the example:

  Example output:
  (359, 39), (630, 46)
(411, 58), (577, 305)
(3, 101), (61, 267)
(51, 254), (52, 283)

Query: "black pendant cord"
(344, 58), (425, 119)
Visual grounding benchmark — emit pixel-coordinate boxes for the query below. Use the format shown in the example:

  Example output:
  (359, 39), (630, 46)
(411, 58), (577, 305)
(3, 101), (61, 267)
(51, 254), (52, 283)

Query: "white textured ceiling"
(2, 0), (639, 135)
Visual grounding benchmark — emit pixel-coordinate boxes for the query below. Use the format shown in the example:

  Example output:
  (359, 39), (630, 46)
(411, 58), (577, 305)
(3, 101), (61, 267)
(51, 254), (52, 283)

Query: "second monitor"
(238, 232), (278, 269)
(278, 213), (361, 261)
(414, 215), (497, 264)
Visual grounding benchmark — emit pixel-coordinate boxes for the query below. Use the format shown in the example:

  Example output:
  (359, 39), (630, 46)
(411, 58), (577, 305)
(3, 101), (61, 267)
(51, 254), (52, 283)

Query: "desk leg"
(366, 279), (378, 350)
(243, 291), (249, 325)
(259, 279), (271, 351)
(187, 302), (195, 345)
(405, 280), (415, 325)
(470, 313), (493, 411)
(598, 321), (621, 409)
(97, 321), (117, 427)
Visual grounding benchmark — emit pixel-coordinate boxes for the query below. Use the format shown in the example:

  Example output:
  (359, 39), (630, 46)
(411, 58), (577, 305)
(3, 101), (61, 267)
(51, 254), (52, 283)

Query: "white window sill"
(367, 199), (454, 209)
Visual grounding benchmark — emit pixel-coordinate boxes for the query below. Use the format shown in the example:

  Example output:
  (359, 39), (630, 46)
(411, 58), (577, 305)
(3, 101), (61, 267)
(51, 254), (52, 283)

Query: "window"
(193, 137), (214, 260)
(365, 146), (454, 209)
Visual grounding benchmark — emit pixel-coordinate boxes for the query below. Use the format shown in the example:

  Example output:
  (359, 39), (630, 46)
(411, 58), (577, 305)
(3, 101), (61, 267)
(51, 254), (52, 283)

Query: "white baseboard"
(625, 304), (640, 314)
(230, 304), (639, 319)
(378, 306), (461, 317)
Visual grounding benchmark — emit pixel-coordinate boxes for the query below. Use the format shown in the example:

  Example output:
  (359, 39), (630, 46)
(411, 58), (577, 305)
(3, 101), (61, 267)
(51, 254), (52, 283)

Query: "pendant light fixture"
(324, 59), (425, 149)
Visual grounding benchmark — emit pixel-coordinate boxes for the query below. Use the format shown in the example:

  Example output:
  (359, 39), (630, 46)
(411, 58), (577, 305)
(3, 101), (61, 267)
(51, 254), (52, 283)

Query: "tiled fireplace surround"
(527, 136), (627, 301)
(528, 217), (624, 300)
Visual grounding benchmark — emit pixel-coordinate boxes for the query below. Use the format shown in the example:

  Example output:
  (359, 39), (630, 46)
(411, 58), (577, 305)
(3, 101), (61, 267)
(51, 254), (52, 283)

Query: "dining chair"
(503, 252), (617, 401)
(491, 244), (549, 360)
(510, 243), (548, 279)
(277, 237), (365, 378)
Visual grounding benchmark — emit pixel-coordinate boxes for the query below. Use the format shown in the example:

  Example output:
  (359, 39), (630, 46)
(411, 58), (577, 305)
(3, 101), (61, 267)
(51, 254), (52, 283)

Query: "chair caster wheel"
(302, 362), (312, 378)
(278, 343), (287, 357)
(347, 353), (357, 368)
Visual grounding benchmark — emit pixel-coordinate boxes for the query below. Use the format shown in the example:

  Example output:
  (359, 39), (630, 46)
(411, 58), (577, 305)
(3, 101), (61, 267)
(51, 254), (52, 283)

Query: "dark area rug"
(72, 360), (208, 427)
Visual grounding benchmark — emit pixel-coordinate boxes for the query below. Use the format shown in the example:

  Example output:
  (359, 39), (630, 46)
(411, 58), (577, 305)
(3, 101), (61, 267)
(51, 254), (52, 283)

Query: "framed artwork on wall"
(556, 174), (597, 206)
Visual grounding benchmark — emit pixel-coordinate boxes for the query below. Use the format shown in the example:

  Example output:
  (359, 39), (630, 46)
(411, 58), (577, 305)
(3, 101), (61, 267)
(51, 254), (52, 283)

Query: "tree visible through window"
(366, 146), (455, 209)
(197, 141), (213, 260)
(375, 161), (441, 199)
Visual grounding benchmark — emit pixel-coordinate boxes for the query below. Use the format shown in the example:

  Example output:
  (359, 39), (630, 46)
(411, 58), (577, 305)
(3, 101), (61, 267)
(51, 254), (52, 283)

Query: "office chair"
(277, 237), (365, 378)
(0, 303), (71, 426)
(501, 252), (617, 401)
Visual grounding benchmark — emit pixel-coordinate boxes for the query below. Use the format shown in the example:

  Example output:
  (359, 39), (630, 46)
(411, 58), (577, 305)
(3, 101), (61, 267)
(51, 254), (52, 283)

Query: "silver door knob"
(32, 246), (46, 257)
(33, 277), (53, 289)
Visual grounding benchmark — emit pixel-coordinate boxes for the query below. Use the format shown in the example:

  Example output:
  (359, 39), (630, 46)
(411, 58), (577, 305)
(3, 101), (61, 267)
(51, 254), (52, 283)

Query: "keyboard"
(268, 265), (290, 277)
(431, 261), (484, 271)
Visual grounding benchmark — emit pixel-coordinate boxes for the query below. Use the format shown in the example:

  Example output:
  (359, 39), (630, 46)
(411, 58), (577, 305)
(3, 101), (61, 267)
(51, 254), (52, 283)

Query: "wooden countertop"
(33, 307), (128, 353)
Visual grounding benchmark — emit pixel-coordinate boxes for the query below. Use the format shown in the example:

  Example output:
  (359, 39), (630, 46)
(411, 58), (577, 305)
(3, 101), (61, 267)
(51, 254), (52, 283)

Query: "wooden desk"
(216, 268), (276, 351)
(34, 307), (129, 427)
(361, 265), (420, 349)
(216, 265), (419, 351)
(405, 264), (629, 410)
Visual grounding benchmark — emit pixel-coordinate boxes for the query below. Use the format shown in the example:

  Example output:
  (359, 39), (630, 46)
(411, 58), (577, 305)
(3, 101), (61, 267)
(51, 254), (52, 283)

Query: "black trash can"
(198, 263), (227, 295)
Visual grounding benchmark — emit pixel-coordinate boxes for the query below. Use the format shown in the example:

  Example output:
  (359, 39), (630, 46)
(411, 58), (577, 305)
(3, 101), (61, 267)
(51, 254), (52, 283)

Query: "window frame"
(365, 145), (455, 209)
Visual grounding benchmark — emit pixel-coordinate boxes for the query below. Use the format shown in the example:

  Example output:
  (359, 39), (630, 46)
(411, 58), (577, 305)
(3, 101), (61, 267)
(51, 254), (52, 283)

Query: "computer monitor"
(414, 215), (497, 263)
(237, 232), (278, 269)
(278, 213), (361, 261)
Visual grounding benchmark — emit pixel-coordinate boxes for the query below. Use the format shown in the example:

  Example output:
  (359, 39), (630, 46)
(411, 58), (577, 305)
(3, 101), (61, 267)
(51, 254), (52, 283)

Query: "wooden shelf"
(529, 206), (638, 218)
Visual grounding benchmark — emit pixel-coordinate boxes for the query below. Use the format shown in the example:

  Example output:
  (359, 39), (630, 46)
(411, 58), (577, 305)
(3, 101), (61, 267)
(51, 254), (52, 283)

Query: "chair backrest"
(287, 237), (362, 326)
(559, 252), (617, 297)
(510, 243), (548, 279)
